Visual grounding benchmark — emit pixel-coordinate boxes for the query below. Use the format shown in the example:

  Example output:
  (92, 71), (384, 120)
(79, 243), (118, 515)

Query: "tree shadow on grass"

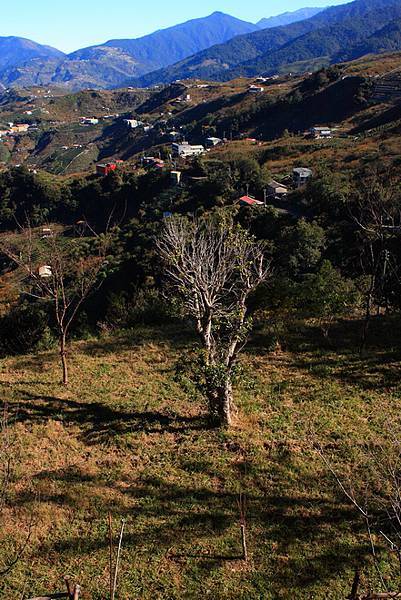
(291, 350), (401, 392)
(17, 472), (369, 594)
(80, 325), (196, 358)
(249, 315), (401, 393)
(0, 391), (210, 444)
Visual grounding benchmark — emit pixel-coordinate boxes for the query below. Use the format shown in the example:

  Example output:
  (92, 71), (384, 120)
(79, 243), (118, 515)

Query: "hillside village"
(0, 52), (399, 200)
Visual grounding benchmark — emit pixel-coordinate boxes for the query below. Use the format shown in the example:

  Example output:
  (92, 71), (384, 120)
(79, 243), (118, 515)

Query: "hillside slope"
(1, 321), (400, 598)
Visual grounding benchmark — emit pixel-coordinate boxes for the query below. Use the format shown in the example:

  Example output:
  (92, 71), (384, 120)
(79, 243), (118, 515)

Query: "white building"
(80, 117), (99, 125)
(310, 126), (332, 139)
(172, 142), (205, 158)
(248, 85), (265, 94)
(125, 119), (143, 129)
(206, 137), (222, 147)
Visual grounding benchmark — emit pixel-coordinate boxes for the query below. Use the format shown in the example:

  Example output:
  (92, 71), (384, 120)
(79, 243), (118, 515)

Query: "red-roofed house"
(96, 163), (117, 176)
(237, 195), (264, 207)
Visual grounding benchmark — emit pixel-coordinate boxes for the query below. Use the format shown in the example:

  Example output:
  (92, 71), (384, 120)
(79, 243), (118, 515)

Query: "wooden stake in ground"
(108, 512), (114, 600)
(111, 520), (126, 600)
(349, 568), (361, 599)
(238, 492), (248, 561)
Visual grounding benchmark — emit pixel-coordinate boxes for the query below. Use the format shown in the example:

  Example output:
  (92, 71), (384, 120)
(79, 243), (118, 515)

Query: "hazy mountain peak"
(0, 36), (64, 72)
(257, 7), (326, 29)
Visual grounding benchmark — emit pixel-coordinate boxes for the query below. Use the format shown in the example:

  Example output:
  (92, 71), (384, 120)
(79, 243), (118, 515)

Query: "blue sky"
(3, 0), (347, 53)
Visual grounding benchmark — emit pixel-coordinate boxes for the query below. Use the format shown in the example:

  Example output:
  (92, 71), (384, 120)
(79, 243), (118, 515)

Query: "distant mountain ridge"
(0, 12), (259, 90)
(4, 2), (401, 91)
(0, 37), (64, 72)
(257, 7), (325, 29)
(131, 0), (401, 87)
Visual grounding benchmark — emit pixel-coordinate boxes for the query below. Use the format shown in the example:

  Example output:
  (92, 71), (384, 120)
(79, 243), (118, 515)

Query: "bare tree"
(0, 403), (32, 578)
(0, 224), (110, 385)
(316, 431), (401, 596)
(157, 214), (270, 426)
(351, 179), (401, 354)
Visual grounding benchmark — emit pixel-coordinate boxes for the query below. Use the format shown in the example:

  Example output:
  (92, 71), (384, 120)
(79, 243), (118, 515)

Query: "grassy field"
(1, 319), (401, 599)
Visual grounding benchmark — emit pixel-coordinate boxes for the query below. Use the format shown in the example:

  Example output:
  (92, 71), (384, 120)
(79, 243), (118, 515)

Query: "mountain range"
(2, 1), (401, 91)
(0, 12), (259, 90)
(133, 0), (401, 87)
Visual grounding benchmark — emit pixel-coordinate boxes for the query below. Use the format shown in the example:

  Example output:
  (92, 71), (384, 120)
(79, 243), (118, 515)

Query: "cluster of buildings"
(238, 167), (313, 208)
(169, 137), (224, 159)
(124, 119), (153, 132)
(255, 75), (279, 83)
(0, 122), (32, 138)
(172, 94), (192, 105)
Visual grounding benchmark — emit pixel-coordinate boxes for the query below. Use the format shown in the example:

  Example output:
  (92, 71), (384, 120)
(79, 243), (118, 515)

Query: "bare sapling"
(350, 177), (401, 355)
(316, 428), (401, 596)
(0, 403), (33, 577)
(0, 222), (110, 385)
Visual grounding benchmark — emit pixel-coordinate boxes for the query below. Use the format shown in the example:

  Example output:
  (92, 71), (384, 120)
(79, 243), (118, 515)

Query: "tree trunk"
(207, 376), (234, 426)
(360, 287), (373, 358)
(221, 377), (234, 426)
(60, 332), (68, 386)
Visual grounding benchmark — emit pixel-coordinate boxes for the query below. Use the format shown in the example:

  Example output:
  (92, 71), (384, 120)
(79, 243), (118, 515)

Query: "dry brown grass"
(0, 319), (400, 598)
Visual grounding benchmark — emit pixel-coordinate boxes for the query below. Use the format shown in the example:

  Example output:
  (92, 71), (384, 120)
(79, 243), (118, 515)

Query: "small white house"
(206, 137), (222, 148)
(39, 265), (52, 279)
(172, 142), (205, 158)
(248, 85), (265, 94)
(80, 117), (99, 125)
(310, 126), (332, 139)
(267, 179), (288, 197)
